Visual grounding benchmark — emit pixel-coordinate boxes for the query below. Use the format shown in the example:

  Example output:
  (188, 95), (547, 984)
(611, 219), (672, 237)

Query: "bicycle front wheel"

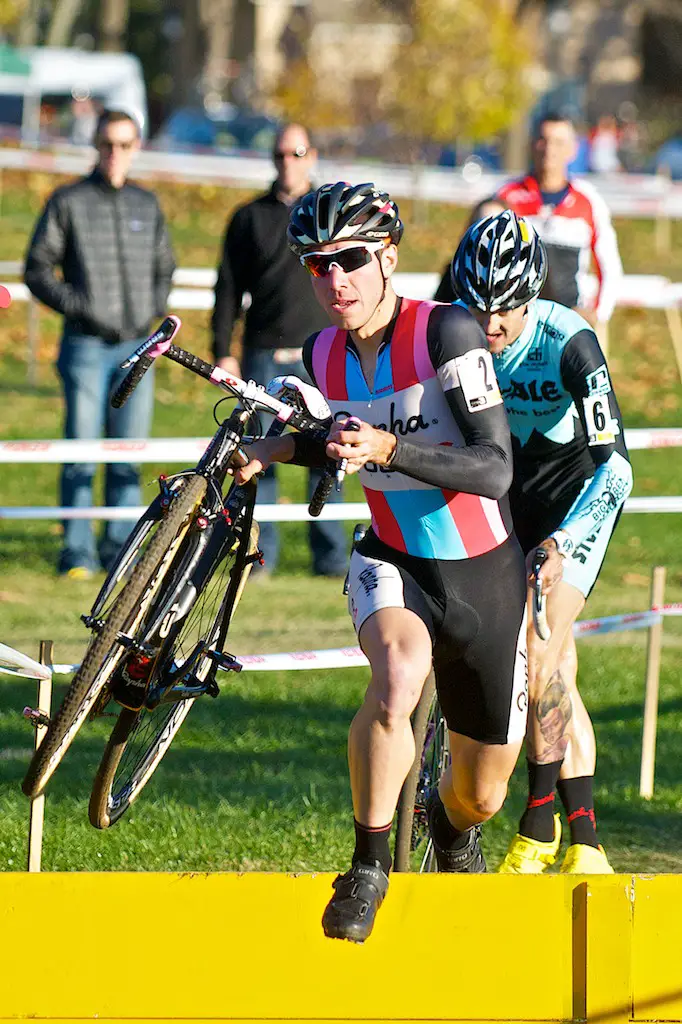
(22, 474), (208, 799)
(88, 506), (259, 828)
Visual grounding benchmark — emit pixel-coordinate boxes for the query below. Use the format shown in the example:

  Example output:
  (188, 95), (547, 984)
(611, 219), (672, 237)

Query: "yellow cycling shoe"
(560, 843), (614, 874)
(498, 814), (562, 874)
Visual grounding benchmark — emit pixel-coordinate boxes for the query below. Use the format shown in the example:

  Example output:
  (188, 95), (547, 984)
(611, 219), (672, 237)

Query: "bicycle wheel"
(393, 674), (450, 873)
(22, 474), (208, 799)
(88, 501), (259, 828)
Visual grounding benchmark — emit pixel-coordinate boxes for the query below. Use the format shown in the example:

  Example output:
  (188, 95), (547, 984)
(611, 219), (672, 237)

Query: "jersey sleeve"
(557, 329), (633, 546)
(389, 304), (513, 499)
(290, 332), (331, 468)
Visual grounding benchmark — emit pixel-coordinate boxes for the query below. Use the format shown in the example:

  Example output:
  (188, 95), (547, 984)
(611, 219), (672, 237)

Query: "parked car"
(152, 106), (280, 155)
(0, 44), (147, 144)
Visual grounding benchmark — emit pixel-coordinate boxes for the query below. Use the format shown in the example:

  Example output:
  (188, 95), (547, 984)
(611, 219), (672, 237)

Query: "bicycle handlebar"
(112, 316), (182, 408)
(531, 547), (551, 641)
(113, 317), (335, 515)
(308, 467), (336, 518)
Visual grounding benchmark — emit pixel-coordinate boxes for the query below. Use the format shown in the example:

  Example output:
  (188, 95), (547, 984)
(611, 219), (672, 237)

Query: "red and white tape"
(1, 606), (669, 680)
(0, 496), (679, 521)
(0, 428), (678, 465)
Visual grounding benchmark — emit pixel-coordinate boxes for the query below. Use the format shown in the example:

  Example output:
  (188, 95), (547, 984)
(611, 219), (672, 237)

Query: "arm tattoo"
(533, 670), (573, 764)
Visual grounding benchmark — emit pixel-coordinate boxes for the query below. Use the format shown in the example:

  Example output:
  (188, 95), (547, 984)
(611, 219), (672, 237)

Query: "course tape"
(0, 496), (680, 520)
(0, 428), (680, 464)
(4, 607), (671, 680)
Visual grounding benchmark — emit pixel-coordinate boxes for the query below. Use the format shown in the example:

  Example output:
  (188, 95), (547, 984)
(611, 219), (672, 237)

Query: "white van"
(0, 46), (148, 144)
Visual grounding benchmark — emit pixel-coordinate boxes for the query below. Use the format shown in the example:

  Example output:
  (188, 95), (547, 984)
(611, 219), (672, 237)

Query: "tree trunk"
(99, 0), (130, 53)
(46, 0), (83, 47)
(199, 0), (236, 103)
(17, 0), (42, 45)
(178, 0), (202, 106)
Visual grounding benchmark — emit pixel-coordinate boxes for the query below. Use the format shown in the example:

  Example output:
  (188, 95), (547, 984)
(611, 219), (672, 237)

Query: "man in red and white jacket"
(497, 114), (622, 350)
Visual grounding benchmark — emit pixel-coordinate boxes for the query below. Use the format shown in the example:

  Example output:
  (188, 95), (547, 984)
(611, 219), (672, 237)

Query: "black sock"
(352, 819), (392, 875)
(557, 777), (599, 848)
(429, 793), (472, 851)
(519, 760), (563, 842)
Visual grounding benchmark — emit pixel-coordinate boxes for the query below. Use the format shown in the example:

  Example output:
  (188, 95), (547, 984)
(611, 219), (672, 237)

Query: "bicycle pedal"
(23, 706), (51, 729)
(207, 650), (243, 673)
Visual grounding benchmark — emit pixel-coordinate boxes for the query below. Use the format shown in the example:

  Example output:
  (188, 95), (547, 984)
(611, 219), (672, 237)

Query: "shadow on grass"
(1, 678), (357, 816)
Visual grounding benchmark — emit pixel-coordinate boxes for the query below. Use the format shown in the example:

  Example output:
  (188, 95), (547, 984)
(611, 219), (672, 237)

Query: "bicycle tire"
(22, 474), (208, 799)
(394, 673), (451, 873)
(88, 509), (259, 828)
(393, 672), (436, 872)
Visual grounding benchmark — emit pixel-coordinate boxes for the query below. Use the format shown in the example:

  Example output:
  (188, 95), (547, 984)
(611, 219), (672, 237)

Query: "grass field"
(1, 175), (682, 875)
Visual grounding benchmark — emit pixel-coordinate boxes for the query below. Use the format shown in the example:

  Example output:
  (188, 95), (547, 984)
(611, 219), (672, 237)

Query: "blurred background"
(0, 0), (679, 174)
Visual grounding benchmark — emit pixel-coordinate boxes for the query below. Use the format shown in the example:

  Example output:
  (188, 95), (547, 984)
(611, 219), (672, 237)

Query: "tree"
(99, 0), (129, 52)
(386, 0), (537, 157)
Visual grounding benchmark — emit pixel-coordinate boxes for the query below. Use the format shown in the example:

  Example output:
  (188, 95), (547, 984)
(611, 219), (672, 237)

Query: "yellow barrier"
(1, 873), (681, 1023)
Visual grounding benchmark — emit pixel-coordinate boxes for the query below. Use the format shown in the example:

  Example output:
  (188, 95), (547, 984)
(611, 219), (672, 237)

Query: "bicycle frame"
(85, 318), (333, 716)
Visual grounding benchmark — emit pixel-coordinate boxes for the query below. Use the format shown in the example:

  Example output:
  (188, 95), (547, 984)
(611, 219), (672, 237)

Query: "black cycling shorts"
(347, 531), (528, 745)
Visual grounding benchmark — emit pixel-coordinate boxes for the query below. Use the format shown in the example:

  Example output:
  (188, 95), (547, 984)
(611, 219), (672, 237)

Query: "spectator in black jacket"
(24, 109), (176, 578)
(212, 123), (346, 577)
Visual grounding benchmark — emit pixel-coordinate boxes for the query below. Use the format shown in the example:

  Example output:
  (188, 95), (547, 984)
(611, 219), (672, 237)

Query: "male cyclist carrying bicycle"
(235, 182), (528, 942)
(451, 210), (633, 874)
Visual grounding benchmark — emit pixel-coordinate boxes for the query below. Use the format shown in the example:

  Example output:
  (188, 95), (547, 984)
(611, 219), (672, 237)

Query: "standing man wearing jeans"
(24, 109), (176, 579)
(211, 123), (346, 577)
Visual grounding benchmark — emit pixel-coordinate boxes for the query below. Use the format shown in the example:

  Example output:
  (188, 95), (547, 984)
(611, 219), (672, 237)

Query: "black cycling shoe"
(322, 860), (389, 943)
(426, 792), (487, 873)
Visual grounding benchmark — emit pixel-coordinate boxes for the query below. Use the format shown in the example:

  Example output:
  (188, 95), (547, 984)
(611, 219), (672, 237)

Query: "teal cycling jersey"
(455, 298), (633, 554)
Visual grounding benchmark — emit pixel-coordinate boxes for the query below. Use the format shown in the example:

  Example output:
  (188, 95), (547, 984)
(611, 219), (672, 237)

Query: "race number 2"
(455, 349), (502, 413)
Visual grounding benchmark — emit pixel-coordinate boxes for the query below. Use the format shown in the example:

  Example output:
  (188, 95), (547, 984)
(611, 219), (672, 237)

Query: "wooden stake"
(639, 567), (666, 799)
(27, 640), (53, 872)
(655, 165), (672, 256)
(664, 302), (682, 385)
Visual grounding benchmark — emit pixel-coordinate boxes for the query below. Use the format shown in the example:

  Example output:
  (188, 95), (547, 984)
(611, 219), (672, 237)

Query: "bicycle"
(393, 547), (551, 872)
(393, 673), (449, 872)
(22, 315), (337, 827)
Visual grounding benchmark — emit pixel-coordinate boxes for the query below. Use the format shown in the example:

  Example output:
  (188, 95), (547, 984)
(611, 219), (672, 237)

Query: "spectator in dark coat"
(24, 109), (176, 578)
(212, 123), (346, 577)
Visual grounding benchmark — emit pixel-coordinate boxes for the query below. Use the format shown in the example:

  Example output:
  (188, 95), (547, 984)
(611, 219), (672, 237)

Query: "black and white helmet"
(287, 181), (403, 254)
(451, 210), (547, 312)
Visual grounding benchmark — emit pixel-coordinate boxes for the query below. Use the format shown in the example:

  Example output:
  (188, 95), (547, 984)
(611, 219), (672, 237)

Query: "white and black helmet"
(451, 210), (547, 312)
(288, 181), (403, 254)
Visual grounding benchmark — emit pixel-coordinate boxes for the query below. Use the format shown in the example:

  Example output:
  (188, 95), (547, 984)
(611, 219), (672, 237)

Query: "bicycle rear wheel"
(88, 500), (259, 828)
(22, 474), (208, 799)
(393, 674), (450, 873)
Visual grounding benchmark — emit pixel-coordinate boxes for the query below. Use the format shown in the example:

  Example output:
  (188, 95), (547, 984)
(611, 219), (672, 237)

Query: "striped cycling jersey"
(497, 175), (623, 321)
(303, 297), (514, 561)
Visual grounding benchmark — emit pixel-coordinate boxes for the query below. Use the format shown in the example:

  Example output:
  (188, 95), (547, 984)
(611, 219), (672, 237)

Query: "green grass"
(1, 178), (682, 875)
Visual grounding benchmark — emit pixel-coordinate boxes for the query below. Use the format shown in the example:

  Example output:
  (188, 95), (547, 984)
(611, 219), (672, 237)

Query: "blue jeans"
(56, 330), (154, 573)
(242, 348), (347, 575)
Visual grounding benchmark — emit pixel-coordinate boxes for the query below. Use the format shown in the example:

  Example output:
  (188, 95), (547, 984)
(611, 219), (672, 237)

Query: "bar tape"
(3, 606), (671, 680)
(0, 428), (679, 463)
